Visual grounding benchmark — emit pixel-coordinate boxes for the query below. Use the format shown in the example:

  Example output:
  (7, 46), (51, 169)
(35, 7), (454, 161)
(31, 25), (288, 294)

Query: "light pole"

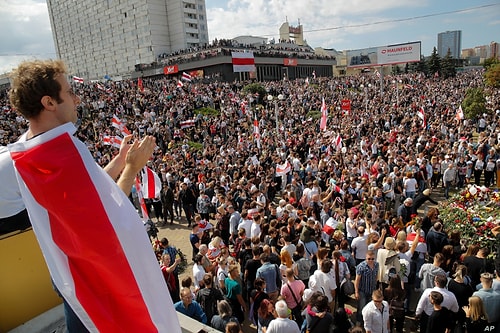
(268, 94), (284, 135)
(392, 79), (402, 109)
(360, 84), (371, 113)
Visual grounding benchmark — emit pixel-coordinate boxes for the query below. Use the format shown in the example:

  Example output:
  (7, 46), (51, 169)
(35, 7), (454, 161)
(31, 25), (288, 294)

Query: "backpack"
(384, 253), (400, 283)
(296, 257), (312, 281)
(389, 296), (405, 318)
(407, 252), (419, 285)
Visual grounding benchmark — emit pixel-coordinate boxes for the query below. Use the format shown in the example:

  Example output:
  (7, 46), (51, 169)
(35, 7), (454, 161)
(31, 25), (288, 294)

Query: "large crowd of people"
(2, 66), (500, 333)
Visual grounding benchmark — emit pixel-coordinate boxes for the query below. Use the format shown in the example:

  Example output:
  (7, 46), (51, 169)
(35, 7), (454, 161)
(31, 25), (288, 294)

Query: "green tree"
(241, 83), (266, 103)
(440, 49), (456, 79)
(483, 57), (500, 70)
(462, 88), (488, 119)
(428, 47), (441, 77)
(485, 63), (500, 88)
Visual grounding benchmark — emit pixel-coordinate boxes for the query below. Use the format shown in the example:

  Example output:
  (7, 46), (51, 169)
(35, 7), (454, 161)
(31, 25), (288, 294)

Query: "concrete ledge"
(8, 304), (222, 333)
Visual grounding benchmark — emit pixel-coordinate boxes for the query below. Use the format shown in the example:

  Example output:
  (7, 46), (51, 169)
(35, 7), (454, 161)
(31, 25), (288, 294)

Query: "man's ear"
(41, 96), (55, 110)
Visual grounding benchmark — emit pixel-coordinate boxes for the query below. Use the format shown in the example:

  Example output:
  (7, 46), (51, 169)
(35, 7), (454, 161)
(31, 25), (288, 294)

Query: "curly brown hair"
(9, 60), (66, 119)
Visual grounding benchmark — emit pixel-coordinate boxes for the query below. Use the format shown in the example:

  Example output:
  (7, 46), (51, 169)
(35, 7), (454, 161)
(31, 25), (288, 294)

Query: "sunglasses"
(367, 258), (375, 261)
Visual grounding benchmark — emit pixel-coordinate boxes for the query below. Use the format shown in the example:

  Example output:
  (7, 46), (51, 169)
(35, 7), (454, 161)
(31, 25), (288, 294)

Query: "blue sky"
(0, 0), (499, 74)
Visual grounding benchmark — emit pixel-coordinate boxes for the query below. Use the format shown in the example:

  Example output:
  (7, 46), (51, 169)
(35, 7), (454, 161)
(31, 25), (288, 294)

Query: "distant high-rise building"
(46, 0), (209, 79)
(437, 30), (462, 59)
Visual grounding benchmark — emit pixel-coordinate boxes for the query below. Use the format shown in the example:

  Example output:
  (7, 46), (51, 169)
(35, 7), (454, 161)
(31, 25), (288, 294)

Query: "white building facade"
(46, 0), (209, 79)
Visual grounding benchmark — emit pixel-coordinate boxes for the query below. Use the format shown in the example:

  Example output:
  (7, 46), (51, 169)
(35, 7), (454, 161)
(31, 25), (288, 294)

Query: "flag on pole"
(141, 166), (162, 199)
(72, 76), (84, 83)
(320, 97), (328, 131)
(111, 115), (131, 136)
(275, 160), (291, 176)
(231, 52), (256, 72)
(253, 115), (261, 149)
(305, 77), (309, 86)
(177, 80), (184, 88)
(333, 134), (343, 151)
(7, 123), (180, 332)
(456, 105), (464, 121)
(418, 107), (426, 129)
(181, 72), (192, 82)
(135, 176), (150, 221)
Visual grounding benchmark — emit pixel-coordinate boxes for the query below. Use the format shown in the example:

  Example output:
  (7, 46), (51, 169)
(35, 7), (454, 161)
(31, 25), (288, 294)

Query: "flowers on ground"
(439, 185), (499, 256)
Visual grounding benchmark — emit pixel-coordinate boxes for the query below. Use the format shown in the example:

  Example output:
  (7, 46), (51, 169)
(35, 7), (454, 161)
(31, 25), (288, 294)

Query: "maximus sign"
(347, 41), (421, 67)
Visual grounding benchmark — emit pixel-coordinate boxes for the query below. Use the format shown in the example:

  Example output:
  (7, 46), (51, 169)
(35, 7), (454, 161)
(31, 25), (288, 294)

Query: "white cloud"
(207, 0), (424, 50)
(0, 0), (55, 74)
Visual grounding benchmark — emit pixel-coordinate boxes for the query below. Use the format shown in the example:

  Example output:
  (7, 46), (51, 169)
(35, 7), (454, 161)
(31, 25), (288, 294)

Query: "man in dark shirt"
(244, 246), (263, 295)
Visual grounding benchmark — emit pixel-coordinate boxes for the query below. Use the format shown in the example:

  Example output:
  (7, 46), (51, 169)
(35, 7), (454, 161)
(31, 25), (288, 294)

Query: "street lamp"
(360, 84), (371, 112)
(267, 94), (284, 135)
(392, 80), (402, 109)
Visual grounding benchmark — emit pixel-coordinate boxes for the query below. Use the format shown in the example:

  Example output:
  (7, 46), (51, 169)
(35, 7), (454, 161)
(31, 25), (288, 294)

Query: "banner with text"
(347, 41), (421, 68)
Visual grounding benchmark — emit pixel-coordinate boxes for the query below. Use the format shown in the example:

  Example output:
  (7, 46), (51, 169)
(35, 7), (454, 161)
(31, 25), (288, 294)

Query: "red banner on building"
(283, 58), (298, 66)
(163, 65), (179, 75)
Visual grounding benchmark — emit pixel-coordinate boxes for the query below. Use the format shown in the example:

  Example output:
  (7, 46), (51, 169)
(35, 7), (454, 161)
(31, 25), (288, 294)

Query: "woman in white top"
(403, 171), (418, 199)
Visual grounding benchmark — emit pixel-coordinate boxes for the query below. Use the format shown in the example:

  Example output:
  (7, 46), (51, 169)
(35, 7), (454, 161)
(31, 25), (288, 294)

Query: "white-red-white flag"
(374, 70), (381, 78)
(177, 80), (184, 88)
(334, 134), (343, 151)
(72, 76), (84, 83)
(180, 119), (195, 129)
(312, 70), (316, 79)
(275, 160), (291, 176)
(305, 77), (309, 86)
(418, 107), (426, 129)
(141, 166), (162, 199)
(232, 52), (256, 72)
(320, 97), (328, 131)
(111, 115), (131, 136)
(456, 105), (464, 121)
(135, 176), (150, 221)
(102, 135), (123, 148)
(8, 123), (180, 332)
(181, 72), (192, 82)
(253, 116), (261, 149)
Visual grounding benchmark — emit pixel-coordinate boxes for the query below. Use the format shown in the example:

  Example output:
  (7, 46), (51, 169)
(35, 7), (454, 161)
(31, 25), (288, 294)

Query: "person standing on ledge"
(5, 60), (180, 332)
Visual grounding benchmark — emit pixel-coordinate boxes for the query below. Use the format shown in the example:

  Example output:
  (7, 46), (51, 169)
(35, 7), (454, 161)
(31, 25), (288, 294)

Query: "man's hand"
(116, 136), (156, 196)
(125, 136), (156, 174)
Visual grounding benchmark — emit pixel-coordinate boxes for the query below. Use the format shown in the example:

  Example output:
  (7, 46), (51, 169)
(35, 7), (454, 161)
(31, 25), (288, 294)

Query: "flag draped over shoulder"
(320, 97), (328, 131)
(141, 166), (161, 199)
(7, 123), (180, 333)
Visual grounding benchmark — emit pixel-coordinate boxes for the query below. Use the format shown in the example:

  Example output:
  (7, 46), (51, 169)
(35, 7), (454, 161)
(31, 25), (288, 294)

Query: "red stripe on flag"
(11, 134), (156, 332)
(146, 168), (155, 198)
(232, 58), (255, 65)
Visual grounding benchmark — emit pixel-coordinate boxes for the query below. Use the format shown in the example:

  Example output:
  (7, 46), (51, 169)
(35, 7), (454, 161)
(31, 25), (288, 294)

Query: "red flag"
(320, 97), (327, 131)
(137, 77), (144, 92)
(8, 123), (180, 332)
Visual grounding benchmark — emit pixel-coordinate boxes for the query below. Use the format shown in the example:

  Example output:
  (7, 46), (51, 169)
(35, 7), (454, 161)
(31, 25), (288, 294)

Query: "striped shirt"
(356, 261), (379, 294)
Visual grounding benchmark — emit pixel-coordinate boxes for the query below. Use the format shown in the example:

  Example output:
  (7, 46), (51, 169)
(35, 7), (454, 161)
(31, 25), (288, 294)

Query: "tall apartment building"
(46, 0), (209, 79)
(437, 30), (461, 59)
